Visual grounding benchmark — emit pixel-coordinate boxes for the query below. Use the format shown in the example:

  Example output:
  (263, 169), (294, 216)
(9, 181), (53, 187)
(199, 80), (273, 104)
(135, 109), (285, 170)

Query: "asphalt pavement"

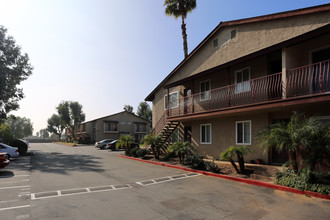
(0, 143), (329, 220)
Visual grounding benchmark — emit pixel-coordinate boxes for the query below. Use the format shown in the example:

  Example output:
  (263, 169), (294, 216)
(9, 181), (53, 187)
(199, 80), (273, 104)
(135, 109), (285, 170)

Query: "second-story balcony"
(167, 59), (330, 118)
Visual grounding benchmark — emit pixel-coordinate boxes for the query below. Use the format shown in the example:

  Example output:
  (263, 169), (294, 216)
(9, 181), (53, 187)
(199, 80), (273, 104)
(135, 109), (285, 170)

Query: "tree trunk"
(181, 14), (188, 59)
(237, 153), (245, 172)
(178, 152), (182, 164)
(288, 150), (298, 173)
(230, 158), (240, 174)
(68, 125), (76, 141)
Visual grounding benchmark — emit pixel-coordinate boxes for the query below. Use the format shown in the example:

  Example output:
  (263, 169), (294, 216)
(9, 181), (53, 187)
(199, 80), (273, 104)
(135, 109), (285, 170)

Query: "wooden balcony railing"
(287, 59), (330, 97)
(168, 72), (283, 117)
(152, 60), (330, 131)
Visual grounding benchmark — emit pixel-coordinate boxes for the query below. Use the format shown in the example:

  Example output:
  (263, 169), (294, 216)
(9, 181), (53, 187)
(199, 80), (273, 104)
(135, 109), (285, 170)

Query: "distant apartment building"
(145, 4), (330, 164)
(65, 111), (151, 143)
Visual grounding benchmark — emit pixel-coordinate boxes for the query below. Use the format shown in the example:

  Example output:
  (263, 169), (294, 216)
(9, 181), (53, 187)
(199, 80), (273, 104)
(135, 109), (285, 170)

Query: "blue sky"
(0, 0), (329, 134)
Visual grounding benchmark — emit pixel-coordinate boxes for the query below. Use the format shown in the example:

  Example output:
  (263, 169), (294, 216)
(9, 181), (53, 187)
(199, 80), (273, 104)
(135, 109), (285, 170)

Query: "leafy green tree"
(0, 26), (33, 119)
(257, 112), (320, 172)
(0, 122), (13, 143)
(6, 115), (33, 139)
(47, 114), (64, 140)
(39, 128), (49, 139)
(220, 145), (253, 174)
(117, 135), (134, 154)
(57, 101), (85, 141)
(141, 133), (163, 159)
(164, 0), (197, 58)
(123, 105), (134, 113)
(168, 141), (195, 163)
(137, 102), (152, 122)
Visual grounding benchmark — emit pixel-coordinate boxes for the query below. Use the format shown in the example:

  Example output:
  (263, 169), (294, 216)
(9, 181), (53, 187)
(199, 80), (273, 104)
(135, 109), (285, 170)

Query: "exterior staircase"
(159, 121), (180, 147)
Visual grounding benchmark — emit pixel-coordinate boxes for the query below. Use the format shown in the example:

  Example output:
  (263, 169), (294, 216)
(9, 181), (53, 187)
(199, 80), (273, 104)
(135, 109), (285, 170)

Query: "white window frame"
(200, 124), (212, 144)
(235, 120), (251, 145)
(164, 91), (179, 110)
(200, 79), (211, 101)
(104, 122), (119, 133)
(235, 67), (251, 93)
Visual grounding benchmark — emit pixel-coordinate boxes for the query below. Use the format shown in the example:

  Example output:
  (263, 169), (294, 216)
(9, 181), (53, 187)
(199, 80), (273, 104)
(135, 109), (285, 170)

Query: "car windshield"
(0, 143), (10, 148)
(109, 140), (117, 144)
(99, 139), (110, 143)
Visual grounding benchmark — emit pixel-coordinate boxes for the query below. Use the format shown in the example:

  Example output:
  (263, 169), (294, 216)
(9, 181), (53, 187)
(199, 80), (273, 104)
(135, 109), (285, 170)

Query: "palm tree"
(141, 133), (163, 159)
(220, 145), (253, 174)
(168, 141), (195, 163)
(257, 112), (316, 172)
(164, 0), (197, 59)
(117, 135), (134, 154)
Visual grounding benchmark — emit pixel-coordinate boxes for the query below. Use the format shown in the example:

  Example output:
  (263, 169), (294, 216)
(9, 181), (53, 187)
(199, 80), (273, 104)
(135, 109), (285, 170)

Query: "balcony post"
(167, 88), (170, 117)
(192, 79), (195, 113)
(282, 48), (287, 99)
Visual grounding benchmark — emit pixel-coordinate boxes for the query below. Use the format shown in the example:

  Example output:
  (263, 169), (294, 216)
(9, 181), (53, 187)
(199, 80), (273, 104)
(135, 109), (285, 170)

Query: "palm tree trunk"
(237, 153), (245, 172)
(230, 158), (240, 174)
(181, 14), (188, 58)
(288, 151), (298, 173)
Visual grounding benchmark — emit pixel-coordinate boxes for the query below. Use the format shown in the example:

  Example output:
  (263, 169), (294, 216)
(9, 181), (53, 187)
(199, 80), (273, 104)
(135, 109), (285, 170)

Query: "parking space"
(0, 143), (329, 220)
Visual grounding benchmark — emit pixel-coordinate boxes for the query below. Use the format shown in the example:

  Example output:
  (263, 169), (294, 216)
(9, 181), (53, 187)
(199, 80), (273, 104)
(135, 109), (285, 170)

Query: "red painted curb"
(117, 154), (330, 200)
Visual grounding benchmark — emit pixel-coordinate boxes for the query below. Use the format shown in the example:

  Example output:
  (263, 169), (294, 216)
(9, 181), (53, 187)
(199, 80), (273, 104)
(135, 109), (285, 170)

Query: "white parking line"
(0, 205), (30, 212)
(30, 184), (132, 200)
(0, 185), (30, 190)
(0, 179), (29, 185)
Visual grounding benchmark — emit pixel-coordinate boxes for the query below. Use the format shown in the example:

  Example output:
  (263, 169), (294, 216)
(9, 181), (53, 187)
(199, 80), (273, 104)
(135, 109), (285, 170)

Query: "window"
(235, 67), (250, 93)
(104, 122), (118, 133)
(164, 92), (179, 109)
(200, 124), (211, 144)
(231, 30), (236, 39)
(200, 80), (211, 101)
(213, 38), (219, 48)
(136, 123), (146, 133)
(136, 133), (146, 143)
(236, 121), (251, 145)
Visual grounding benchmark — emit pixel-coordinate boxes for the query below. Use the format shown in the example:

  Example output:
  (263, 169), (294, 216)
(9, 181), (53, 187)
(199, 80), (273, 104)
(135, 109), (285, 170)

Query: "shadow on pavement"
(30, 150), (105, 175)
(0, 170), (14, 177)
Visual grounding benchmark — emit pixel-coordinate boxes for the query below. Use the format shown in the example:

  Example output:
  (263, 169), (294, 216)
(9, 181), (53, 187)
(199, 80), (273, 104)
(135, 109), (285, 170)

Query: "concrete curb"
(117, 154), (330, 200)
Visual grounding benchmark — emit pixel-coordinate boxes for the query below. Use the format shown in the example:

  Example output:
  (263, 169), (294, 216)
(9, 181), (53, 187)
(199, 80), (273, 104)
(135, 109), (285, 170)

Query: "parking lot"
(0, 143), (329, 220)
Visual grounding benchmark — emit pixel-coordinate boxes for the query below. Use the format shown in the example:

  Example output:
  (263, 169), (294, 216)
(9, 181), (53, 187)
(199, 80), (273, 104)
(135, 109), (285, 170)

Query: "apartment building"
(145, 4), (330, 164)
(66, 111), (151, 143)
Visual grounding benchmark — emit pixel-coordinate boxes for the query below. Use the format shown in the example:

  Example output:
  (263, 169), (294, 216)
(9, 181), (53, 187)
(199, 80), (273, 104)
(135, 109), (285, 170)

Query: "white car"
(95, 139), (114, 149)
(0, 143), (19, 159)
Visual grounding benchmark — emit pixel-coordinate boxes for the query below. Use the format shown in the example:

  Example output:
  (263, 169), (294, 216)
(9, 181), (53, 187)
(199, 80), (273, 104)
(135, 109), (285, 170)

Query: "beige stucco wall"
(184, 112), (269, 161)
(286, 33), (330, 69)
(151, 11), (330, 126)
(167, 11), (330, 85)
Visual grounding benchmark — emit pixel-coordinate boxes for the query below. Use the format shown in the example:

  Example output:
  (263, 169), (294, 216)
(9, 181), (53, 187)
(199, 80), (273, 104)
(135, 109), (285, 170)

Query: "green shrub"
(130, 147), (139, 157)
(137, 148), (148, 158)
(183, 154), (205, 170)
(9, 139), (28, 155)
(204, 161), (221, 173)
(275, 168), (330, 195)
(162, 151), (176, 161)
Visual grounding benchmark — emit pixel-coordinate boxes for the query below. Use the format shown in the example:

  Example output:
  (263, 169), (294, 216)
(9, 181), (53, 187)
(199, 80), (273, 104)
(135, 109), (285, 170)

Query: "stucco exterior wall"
(184, 112), (269, 161)
(167, 12), (330, 85)
(286, 33), (330, 69)
(77, 112), (150, 142)
(151, 12), (330, 126)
